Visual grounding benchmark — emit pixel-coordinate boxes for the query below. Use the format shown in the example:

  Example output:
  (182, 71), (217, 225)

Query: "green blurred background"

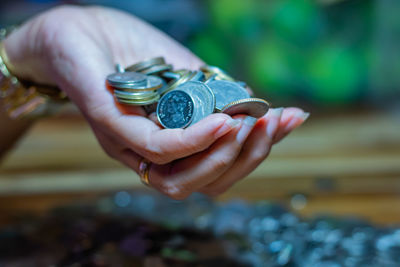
(1, 0), (399, 108)
(188, 0), (399, 108)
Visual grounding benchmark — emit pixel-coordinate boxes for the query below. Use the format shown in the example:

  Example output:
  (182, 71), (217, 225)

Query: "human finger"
(199, 108), (284, 196)
(147, 116), (257, 200)
(103, 113), (241, 165)
(273, 108), (309, 143)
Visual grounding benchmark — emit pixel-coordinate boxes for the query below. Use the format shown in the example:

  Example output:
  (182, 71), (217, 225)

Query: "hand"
(3, 5), (308, 199)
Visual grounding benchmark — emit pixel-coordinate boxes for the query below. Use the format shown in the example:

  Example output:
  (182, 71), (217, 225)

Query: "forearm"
(0, 100), (33, 161)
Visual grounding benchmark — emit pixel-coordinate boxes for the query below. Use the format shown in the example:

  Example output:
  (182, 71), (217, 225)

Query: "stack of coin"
(106, 57), (271, 129)
(106, 71), (164, 106)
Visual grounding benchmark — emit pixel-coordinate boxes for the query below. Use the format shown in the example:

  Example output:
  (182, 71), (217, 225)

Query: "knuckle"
(250, 146), (271, 163)
(162, 184), (189, 200)
(209, 154), (232, 171)
(252, 149), (269, 163)
(141, 143), (166, 165)
(152, 179), (189, 200)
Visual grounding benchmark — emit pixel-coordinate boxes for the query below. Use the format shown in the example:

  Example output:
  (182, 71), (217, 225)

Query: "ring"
(138, 158), (152, 186)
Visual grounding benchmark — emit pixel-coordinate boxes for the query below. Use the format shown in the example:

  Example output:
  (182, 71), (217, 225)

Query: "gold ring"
(138, 158), (152, 186)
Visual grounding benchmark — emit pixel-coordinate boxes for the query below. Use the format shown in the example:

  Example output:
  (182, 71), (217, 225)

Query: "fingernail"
(236, 116), (257, 143)
(215, 118), (241, 138)
(295, 111), (310, 121)
(266, 108), (284, 139)
(285, 112), (309, 131)
(269, 107), (284, 117)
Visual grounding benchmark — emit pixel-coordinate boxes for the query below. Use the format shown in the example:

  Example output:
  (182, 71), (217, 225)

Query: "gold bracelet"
(0, 27), (68, 120)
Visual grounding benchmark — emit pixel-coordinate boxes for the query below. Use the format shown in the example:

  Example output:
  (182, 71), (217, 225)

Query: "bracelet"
(0, 27), (68, 119)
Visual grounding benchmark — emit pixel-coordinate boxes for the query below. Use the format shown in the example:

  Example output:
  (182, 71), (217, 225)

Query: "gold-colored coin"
(126, 57), (165, 72)
(117, 95), (160, 106)
(200, 65), (235, 82)
(114, 91), (159, 100)
(141, 64), (173, 75)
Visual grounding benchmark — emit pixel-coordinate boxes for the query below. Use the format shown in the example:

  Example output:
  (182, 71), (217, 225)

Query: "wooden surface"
(0, 110), (400, 225)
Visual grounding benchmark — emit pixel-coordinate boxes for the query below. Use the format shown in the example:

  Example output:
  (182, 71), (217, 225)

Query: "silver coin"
(220, 98), (270, 118)
(206, 80), (250, 111)
(114, 75), (164, 92)
(162, 71), (181, 80)
(175, 81), (215, 126)
(157, 90), (195, 129)
(107, 72), (147, 87)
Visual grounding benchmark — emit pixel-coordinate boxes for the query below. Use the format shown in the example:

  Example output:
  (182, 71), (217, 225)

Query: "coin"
(115, 64), (125, 73)
(157, 90), (194, 129)
(162, 71), (181, 81)
(116, 76), (164, 92)
(108, 59), (272, 125)
(200, 65), (235, 81)
(106, 72), (147, 87)
(117, 95), (160, 106)
(175, 81), (215, 126)
(141, 64), (173, 75)
(113, 89), (159, 100)
(220, 98), (270, 118)
(188, 71), (206, 82)
(158, 70), (193, 95)
(206, 80), (250, 111)
(126, 57), (165, 72)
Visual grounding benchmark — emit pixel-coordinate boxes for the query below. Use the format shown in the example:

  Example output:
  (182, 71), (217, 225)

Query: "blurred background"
(0, 0), (400, 265)
(1, 0), (400, 108)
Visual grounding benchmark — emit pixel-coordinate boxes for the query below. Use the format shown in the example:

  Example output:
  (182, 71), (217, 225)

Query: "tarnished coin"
(126, 57), (165, 72)
(157, 90), (194, 129)
(107, 72), (147, 87)
(220, 98), (270, 118)
(176, 81), (215, 126)
(206, 80), (250, 111)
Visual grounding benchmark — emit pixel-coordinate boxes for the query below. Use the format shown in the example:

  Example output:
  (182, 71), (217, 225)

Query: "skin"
(2, 5), (308, 199)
